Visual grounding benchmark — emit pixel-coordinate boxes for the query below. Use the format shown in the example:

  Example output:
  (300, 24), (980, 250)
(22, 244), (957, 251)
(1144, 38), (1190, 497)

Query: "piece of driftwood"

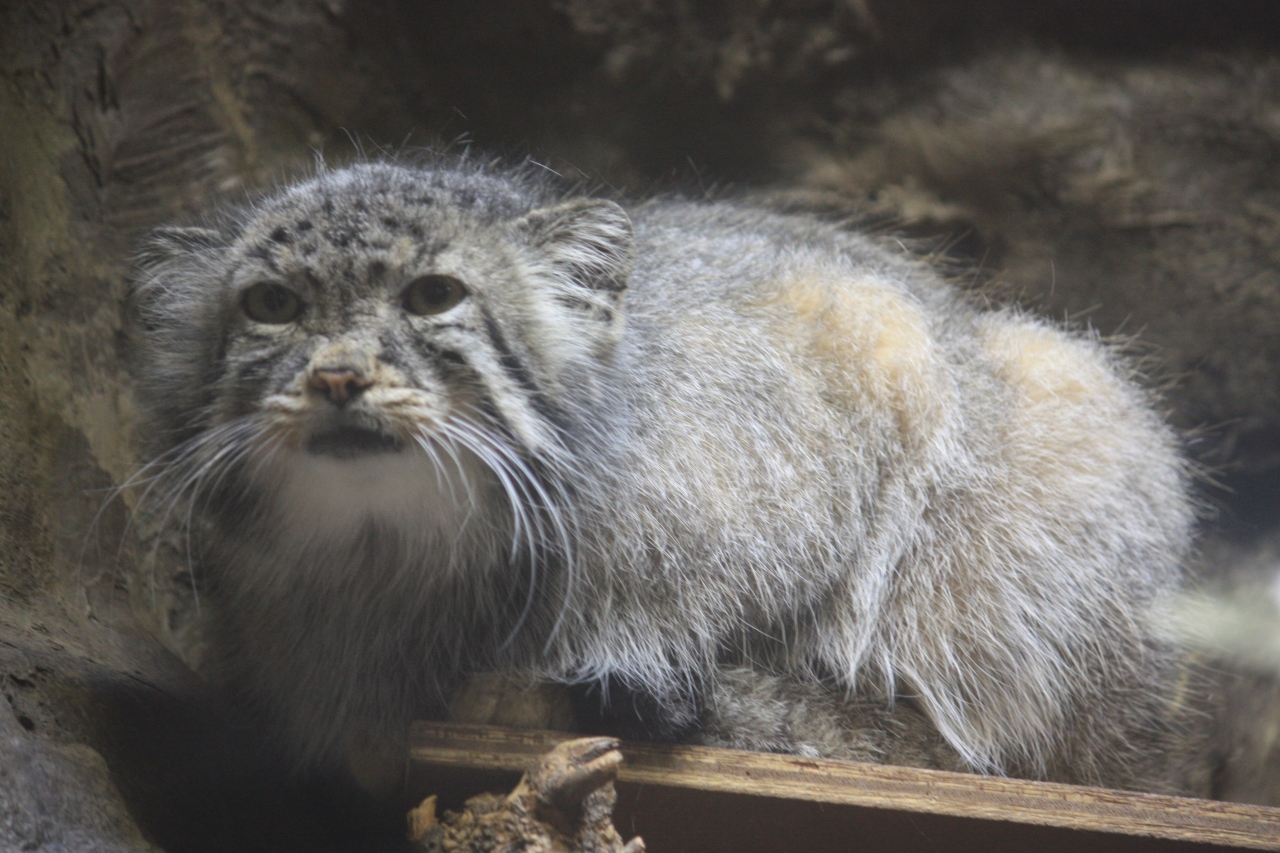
(407, 736), (643, 853)
(408, 722), (1280, 853)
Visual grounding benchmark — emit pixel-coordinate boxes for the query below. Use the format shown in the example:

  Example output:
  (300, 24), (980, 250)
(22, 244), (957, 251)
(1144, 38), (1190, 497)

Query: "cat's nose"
(309, 368), (372, 406)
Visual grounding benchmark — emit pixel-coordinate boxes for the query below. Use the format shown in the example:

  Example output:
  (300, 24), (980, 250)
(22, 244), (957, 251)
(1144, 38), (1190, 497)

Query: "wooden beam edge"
(408, 723), (1280, 851)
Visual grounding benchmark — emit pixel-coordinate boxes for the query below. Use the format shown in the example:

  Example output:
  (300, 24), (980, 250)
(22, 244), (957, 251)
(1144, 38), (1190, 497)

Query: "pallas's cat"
(132, 160), (1201, 794)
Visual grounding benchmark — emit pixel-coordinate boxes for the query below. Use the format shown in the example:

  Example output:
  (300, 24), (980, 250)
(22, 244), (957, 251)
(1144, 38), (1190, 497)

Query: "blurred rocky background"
(3, 1), (1280, 849)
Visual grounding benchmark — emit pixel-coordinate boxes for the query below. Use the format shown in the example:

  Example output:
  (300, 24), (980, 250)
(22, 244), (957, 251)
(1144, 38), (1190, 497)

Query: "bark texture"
(410, 738), (643, 853)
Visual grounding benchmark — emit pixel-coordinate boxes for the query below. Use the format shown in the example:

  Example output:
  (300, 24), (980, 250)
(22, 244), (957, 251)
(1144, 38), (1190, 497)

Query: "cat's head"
(131, 161), (632, 538)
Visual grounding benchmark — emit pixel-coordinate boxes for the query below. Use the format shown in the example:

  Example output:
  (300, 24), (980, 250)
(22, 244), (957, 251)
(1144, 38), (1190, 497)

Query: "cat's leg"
(699, 659), (1217, 796)
(695, 666), (963, 770)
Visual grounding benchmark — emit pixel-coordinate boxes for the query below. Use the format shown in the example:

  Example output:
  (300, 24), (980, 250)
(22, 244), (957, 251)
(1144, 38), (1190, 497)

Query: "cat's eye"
(242, 282), (303, 324)
(403, 275), (467, 316)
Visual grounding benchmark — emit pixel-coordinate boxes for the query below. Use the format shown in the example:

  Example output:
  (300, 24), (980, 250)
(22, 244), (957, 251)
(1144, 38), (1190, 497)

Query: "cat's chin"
(305, 425), (406, 459)
(260, 444), (497, 550)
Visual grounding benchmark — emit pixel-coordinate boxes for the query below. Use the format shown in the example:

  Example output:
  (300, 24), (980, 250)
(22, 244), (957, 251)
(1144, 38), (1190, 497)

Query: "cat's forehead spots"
(231, 163), (541, 286)
(258, 163), (536, 239)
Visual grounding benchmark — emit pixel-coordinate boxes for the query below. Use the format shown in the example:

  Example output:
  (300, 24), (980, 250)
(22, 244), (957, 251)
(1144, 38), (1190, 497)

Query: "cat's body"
(133, 160), (1202, 795)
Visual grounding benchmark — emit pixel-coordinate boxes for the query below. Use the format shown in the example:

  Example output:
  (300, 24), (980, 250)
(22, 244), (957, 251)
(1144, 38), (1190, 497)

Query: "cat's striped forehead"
(230, 163), (545, 286)
(258, 162), (539, 237)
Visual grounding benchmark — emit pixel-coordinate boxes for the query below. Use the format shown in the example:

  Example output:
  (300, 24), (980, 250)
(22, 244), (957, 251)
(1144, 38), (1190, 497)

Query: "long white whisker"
(80, 447), (186, 586)
(472, 434), (535, 562)
(108, 422), (250, 577)
(138, 421), (262, 582)
(426, 426), (479, 510)
(243, 426), (291, 485)
(447, 416), (580, 648)
(411, 432), (460, 507)
(452, 418), (576, 555)
(178, 422), (271, 610)
(412, 431), (481, 541)
(151, 423), (257, 534)
(441, 420), (544, 643)
(445, 421), (540, 556)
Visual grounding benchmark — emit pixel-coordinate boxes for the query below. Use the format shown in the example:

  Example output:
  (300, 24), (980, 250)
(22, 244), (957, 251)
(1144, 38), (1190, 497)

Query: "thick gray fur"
(131, 159), (1201, 792)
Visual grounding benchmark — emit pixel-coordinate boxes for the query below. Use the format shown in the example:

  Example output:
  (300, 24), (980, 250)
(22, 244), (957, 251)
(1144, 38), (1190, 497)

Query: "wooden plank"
(407, 722), (1280, 852)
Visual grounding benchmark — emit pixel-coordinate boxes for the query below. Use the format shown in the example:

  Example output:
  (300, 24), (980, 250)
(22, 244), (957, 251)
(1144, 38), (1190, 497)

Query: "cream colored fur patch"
(767, 270), (943, 445)
(981, 319), (1122, 408)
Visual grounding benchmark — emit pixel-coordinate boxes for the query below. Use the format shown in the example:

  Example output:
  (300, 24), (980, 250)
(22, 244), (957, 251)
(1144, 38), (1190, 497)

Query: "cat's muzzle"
(304, 410), (406, 459)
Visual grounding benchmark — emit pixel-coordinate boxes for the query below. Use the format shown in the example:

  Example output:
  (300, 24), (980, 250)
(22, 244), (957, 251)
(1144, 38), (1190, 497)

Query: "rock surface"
(0, 696), (160, 853)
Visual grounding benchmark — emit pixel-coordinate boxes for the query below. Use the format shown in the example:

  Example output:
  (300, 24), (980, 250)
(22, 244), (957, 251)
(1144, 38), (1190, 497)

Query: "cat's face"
(133, 162), (633, 543)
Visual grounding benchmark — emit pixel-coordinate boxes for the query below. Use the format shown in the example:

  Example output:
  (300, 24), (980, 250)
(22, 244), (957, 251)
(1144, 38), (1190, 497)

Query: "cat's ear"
(131, 226), (230, 319)
(136, 226), (227, 269)
(514, 199), (635, 293)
